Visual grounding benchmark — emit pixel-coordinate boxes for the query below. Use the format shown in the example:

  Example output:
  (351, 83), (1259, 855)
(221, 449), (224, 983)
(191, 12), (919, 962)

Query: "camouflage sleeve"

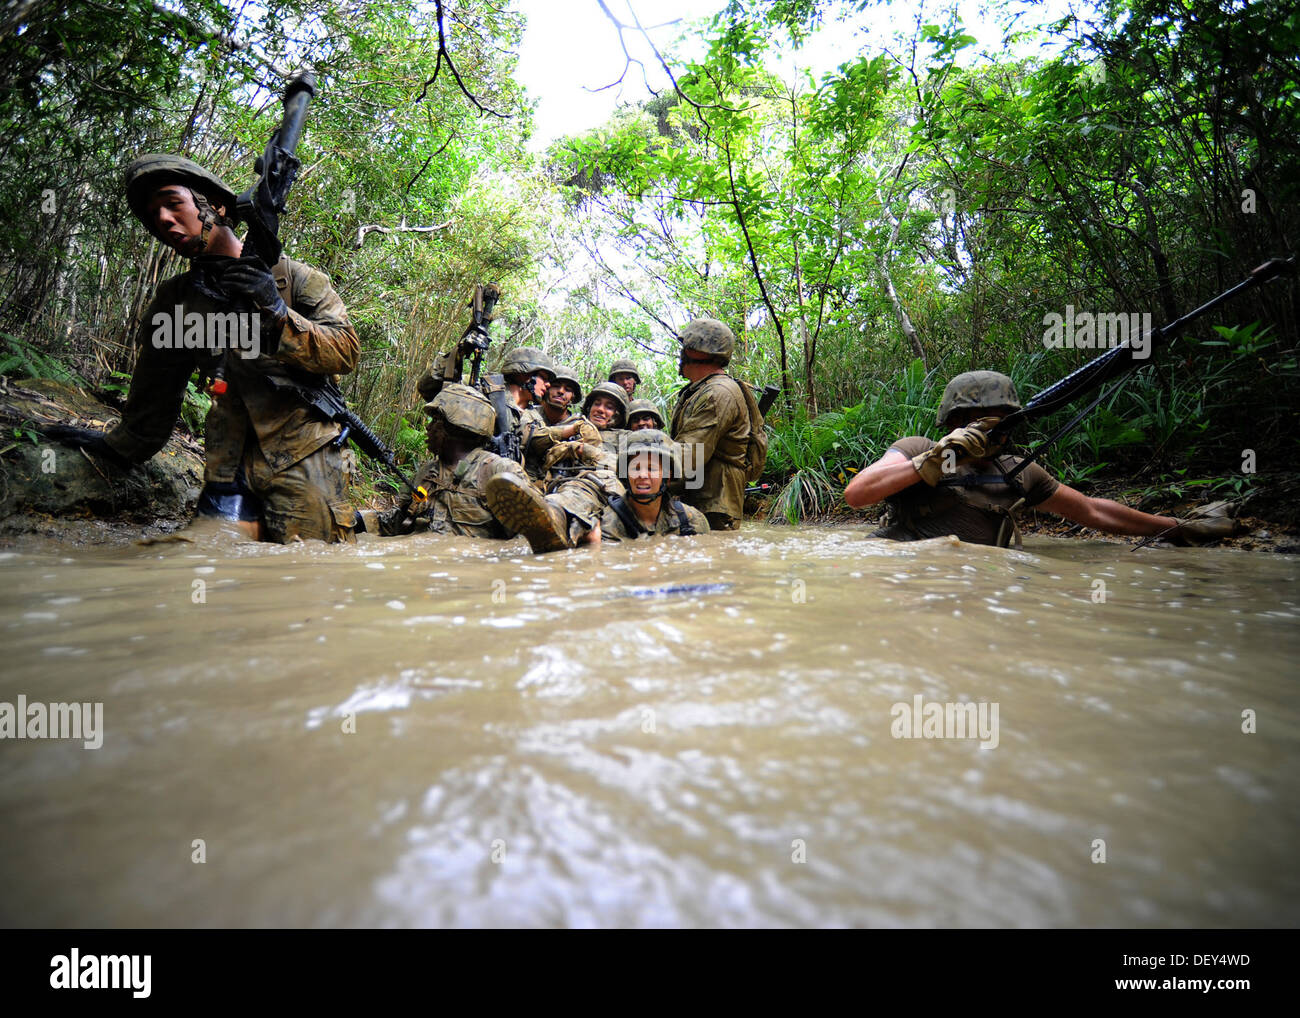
(416, 351), (458, 402)
(274, 261), (360, 377)
(686, 504), (711, 533)
(103, 286), (195, 463)
(671, 387), (722, 470)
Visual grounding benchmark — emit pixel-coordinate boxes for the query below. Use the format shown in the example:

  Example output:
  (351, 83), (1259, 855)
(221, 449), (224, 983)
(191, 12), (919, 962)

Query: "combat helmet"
(620, 428), (682, 479)
(608, 358), (641, 384)
(582, 380), (629, 427)
(678, 317), (735, 366)
(936, 371), (1022, 428)
(626, 398), (665, 429)
(425, 382), (497, 438)
(551, 364), (584, 401)
(499, 346), (557, 382)
(124, 154), (237, 234)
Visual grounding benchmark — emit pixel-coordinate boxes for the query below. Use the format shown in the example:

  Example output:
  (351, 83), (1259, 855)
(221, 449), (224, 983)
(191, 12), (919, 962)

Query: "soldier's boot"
(485, 473), (574, 553)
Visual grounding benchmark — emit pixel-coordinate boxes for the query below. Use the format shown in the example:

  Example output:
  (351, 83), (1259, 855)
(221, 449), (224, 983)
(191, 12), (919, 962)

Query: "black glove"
(221, 259), (289, 353)
(40, 425), (133, 469)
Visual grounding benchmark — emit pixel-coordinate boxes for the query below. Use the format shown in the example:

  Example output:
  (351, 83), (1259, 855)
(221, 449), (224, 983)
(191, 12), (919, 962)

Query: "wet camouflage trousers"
(540, 467), (623, 528)
(243, 439), (357, 544)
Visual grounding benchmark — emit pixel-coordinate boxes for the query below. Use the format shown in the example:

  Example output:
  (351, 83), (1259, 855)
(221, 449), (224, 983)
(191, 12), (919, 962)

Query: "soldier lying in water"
(844, 371), (1239, 548)
(363, 383), (618, 553)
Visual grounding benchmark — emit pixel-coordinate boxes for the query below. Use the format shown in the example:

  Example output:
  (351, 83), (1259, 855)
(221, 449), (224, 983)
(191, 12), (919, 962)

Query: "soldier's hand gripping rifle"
(202, 68), (316, 398)
(991, 256), (1296, 482)
(207, 68), (423, 501)
(421, 283), (520, 463)
(463, 284), (521, 462)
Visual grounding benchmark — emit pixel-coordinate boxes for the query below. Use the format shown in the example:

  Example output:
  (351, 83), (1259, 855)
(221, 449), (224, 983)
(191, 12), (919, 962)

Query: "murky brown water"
(0, 524), (1297, 927)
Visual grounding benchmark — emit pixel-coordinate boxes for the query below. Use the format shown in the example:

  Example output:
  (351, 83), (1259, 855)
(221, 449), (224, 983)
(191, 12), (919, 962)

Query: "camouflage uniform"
(601, 494), (708, 541)
(877, 371), (1057, 546)
(105, 256), (361, 543)
(599, 428), (708, 541)
(107, 154), (361, 543)
(670, 374), (749, 529)
(403, 447), (525, 538)
(669, 317), (750, 531)
(877, 437), (1059, 545)
(531, 429), (624, 532)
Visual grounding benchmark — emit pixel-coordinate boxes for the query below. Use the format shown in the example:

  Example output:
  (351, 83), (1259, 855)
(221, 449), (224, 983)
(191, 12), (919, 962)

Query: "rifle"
(993, 256), (1296, 482)
(756, 384), (780, 417)
(420, 283), (521, 463)
(206, 68), (316, 397)
(209, 69), (423, 500)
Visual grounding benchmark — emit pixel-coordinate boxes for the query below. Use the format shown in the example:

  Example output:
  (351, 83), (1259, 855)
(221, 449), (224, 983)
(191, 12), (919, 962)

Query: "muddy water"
(0, 524), (1296, 928)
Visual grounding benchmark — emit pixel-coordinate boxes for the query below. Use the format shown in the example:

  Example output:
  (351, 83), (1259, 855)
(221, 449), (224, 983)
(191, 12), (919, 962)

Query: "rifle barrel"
(995, 255), (1295, 438)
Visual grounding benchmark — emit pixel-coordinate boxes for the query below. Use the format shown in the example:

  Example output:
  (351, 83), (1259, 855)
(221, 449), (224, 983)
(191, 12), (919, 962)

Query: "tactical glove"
(912, 416), (1005, 486)
(221, 259), (289, 353)
(39, 424), (133, 469)
(1165, 517), (1243, 546)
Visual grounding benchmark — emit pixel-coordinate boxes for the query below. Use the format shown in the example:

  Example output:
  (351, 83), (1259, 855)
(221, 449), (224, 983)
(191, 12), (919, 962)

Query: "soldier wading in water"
(43, 155), (361, 543)
(844, 371), (1239, 547)
(600, 429), (709, 541)
(670, 318), (758, 533)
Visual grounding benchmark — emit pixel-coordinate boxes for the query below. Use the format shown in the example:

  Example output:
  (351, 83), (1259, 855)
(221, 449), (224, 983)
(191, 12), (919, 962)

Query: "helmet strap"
(629, 486), (664, 505)
(188, 189), (235, 256)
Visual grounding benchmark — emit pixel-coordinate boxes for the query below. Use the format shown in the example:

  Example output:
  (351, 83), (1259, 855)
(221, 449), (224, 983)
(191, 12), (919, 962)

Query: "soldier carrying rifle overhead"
(44, 153), (361, 544)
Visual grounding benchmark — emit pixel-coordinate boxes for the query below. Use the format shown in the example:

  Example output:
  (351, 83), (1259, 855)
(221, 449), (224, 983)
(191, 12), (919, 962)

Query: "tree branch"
(426, 0), (510, 118)
(353, 220), (453, 249)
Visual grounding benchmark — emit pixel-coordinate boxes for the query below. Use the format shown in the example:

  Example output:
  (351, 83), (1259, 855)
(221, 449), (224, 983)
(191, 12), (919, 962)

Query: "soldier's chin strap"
(628, 482), (667, 505)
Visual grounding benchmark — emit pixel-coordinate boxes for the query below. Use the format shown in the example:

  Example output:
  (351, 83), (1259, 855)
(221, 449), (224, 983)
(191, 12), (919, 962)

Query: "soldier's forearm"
(1088, 498), (1178, 536)
(275, 313), (361, 375)
(844, 455), (918, 508)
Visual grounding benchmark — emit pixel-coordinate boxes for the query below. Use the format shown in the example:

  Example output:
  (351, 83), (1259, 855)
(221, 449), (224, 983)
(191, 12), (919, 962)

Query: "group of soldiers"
(42, 153), (1236, 552)
(359, 342), (724, 550)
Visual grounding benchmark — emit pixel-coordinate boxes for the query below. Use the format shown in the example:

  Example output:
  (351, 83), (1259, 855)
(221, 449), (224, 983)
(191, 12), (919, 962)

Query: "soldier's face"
(589, 395), (619, 429)
(678, 350), (716, 381)
(629, 414), (656, 431)
(425, 414), (448, 453)
(948, 408), (1007, 429)
(612, 373), (637, 396)
(529, 373), (551, 401)
(546, 383), (576, 410)
(145, 185), (206, 255)
(628, 452), (663, 495)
